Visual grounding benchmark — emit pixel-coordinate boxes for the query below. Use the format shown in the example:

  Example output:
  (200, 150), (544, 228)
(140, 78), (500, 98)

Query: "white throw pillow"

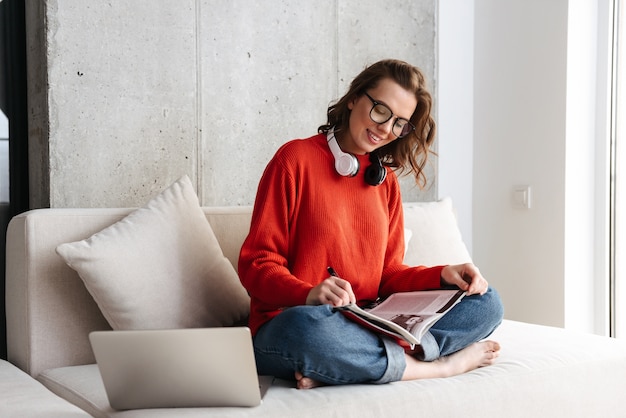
(402, 197), (472, 266)
(56, 175), (250, 330)
(403, 228), (413, 258)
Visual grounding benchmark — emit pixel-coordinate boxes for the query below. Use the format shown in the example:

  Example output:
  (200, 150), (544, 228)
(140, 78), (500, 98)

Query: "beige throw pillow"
(56, 175), (250, 330)
(402, 197), (472, 266)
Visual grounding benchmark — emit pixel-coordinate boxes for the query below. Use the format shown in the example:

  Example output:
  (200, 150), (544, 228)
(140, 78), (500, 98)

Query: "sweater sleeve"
(238, 147), (313, 308)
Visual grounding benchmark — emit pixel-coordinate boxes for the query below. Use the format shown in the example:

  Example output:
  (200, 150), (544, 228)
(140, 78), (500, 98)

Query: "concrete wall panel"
(198, 0), (337, 206)
(46, 0), (198, 207)
(27, 0), (437, 208)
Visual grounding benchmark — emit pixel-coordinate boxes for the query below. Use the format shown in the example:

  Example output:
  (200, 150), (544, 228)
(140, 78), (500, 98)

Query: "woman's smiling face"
(343, 78), (417, 155)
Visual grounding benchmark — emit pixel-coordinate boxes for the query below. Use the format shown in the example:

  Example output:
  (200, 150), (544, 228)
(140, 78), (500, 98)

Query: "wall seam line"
(195, 0), (204, 203)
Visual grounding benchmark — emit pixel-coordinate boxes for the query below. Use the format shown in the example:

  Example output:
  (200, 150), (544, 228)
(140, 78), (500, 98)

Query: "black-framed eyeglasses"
(363, 92), (416, 138)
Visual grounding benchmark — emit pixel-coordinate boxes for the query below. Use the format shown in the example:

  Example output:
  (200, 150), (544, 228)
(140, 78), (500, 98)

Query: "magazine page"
(364, 289), (464, 344)
(335, 290), (464, 348)
(367, 290), (464, 318)
(334, 306), (420, 348)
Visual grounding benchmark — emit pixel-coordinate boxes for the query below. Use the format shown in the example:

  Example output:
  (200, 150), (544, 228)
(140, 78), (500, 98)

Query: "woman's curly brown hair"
(318, 59), (436, 188)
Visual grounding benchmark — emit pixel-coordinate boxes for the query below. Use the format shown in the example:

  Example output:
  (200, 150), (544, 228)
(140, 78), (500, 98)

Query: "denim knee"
(426, 286), (504, 358)
(253, 305), (393, 385)
(480, 287), (505, 333)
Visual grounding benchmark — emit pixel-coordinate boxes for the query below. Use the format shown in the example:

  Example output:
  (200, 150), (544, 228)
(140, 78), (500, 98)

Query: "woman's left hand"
(440, 263), (489, 296)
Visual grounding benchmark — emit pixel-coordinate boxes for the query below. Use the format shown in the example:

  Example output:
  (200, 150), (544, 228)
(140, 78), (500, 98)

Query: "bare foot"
(295, 371), (325, 390)
(402, 340), (501, 381)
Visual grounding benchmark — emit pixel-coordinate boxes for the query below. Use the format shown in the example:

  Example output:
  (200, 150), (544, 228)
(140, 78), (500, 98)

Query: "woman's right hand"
(306, 276), (356, 307)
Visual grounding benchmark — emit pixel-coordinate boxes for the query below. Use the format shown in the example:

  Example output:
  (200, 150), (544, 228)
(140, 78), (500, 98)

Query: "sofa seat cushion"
(36, 320), (626, 418)
(0, 360), (90, 417)
(56, 176), (250, 330)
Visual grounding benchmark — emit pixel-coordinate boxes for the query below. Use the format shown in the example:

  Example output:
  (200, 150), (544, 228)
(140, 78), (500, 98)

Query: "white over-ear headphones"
(326, 128), (387, 186)
(327, 129), (359, 177)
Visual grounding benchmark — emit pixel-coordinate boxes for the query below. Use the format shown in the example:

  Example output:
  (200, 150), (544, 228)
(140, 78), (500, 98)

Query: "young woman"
(238, 59), (503, 389)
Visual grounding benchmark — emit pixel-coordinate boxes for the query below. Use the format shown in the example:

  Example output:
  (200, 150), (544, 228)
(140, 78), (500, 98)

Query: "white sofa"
(5, 193), (626, 417)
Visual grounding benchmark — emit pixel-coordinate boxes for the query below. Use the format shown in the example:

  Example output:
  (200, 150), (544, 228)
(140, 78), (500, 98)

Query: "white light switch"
(513, 185), (531, 209)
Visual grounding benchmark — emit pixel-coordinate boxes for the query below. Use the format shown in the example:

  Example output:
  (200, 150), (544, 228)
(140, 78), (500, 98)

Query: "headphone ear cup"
(335, 153), (360, 177)
(327, 130), (360, 177)
(365, 153), (387, 186)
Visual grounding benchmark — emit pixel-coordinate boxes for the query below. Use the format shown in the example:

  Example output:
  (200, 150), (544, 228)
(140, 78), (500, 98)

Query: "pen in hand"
(326, 266), (356, 306)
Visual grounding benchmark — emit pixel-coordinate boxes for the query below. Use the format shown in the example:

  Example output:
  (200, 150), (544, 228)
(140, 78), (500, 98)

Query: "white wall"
(438, 0), (475, 254)
(467, 0), (612, 333)
(473, 0), (565, 329)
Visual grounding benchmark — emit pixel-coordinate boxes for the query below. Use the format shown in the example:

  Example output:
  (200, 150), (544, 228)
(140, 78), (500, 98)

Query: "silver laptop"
(89, 327), (262, 410)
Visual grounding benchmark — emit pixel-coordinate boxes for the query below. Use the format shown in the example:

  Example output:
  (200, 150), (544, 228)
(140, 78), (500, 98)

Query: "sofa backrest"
(5, 207), (253, 378)
(6, 199), (471, 378)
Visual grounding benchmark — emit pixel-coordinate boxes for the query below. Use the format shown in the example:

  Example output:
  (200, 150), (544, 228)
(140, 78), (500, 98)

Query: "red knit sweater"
(238, 133), (444, 335)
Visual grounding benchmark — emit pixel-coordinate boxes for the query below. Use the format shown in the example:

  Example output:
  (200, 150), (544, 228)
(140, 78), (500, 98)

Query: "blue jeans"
(253, 287), (503, 385)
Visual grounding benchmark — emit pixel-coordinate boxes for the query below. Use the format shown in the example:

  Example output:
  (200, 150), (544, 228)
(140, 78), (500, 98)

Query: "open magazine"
(333, 289), (465, 349)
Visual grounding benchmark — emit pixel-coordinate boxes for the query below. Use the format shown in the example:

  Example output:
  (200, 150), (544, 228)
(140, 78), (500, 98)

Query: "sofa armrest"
(6, 209), (123, 377)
